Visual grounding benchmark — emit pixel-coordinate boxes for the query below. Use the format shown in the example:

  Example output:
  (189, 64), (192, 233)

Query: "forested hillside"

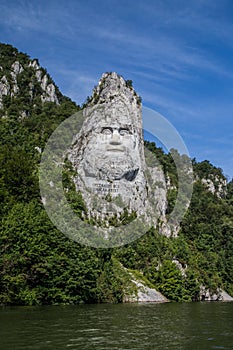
(0, 43), (232, 305)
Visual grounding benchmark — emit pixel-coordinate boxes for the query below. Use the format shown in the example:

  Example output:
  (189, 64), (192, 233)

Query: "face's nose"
(110, 130), (121, 145)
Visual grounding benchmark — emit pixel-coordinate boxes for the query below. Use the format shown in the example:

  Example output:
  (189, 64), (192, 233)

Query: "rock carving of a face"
(81, 106), (140, 182)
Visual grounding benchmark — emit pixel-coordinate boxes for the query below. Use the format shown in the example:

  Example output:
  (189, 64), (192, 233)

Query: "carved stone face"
(66, 73), (165, 232)
(81, 108), (140, 181)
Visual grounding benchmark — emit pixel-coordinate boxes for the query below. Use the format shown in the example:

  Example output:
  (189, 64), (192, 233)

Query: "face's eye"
(119, 128), (129, 136)
(101, 127), (112, 135)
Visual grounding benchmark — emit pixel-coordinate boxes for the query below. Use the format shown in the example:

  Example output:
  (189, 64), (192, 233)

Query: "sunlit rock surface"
(68, 72), (167, 227)
(0, 59), (59, 109)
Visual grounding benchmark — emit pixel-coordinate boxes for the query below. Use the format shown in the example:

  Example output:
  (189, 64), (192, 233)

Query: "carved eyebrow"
(101, 127), (113, 133)
(119, 127), (132, 133)
(119, 127), (129, 130)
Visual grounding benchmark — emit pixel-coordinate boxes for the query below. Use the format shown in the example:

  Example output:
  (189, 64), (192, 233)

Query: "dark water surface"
(0, 302), (232, 349)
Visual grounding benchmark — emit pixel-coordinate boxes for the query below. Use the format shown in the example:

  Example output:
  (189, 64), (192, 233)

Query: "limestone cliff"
(200, 285), (233, 302)
(0, 44), (60, 113)
(68, 72), (167, 229)
(201, 176), (227, 198)
(124, 271), (168, 303)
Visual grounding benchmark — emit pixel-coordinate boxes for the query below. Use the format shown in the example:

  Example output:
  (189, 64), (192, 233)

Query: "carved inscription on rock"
(94, 183), (119, 194)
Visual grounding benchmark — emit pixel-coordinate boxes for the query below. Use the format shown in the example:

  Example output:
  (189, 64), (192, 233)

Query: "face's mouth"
(106, 146), (125, 152)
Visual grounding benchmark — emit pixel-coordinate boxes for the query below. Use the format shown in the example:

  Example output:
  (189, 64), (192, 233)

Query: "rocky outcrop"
(201, 176), (227, 198)
(68, 72), (167, 228)
(40, 73), (59, 104)
(172, 258), (187, 277)
(123, 271), (168, 303)
(10, 61), (23, 97)
(0, 58), (59, 111)
(200, 285), (233, 302)
(126, 279), (168, 303)
(0, 75), (10, 108)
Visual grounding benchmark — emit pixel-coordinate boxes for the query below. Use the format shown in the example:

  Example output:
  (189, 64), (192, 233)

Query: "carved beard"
(82, 151), (139, 181)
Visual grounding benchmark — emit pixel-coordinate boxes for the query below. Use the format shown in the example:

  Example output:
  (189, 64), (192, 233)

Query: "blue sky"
(1, 0), (233, 178)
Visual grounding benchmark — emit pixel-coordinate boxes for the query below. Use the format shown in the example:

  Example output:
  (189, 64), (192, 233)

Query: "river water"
(0, 302), (232, 349)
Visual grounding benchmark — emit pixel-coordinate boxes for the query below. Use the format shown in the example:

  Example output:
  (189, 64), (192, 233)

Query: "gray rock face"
(200, 285), (233, 302)
(135, 283), (168, 303)
(40, 74), (59, 104)
(201, 176), (227, 198)
(125, 277), (168, 303)
(68, 72), (167, 227)
(0, 76), (10, 108)
(0, 59), (59, 110)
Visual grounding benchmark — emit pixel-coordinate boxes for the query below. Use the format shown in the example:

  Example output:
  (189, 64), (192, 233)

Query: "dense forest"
(0, 43), (232, 305)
